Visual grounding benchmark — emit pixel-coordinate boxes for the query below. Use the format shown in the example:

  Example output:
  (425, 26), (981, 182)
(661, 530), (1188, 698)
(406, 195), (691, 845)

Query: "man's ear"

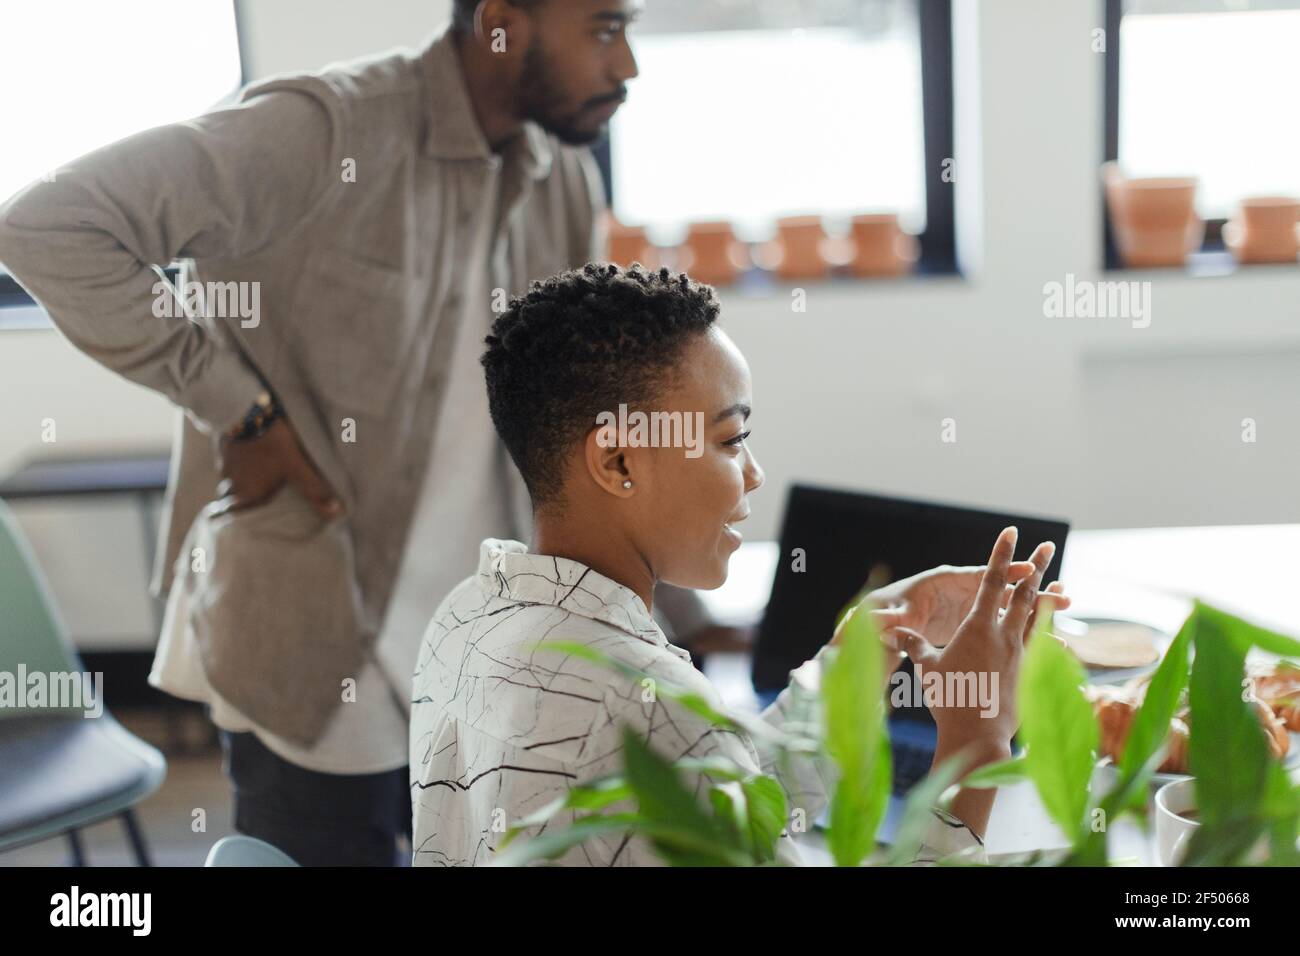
(474, 0), (533, 58)
(583, 429), (636, 499)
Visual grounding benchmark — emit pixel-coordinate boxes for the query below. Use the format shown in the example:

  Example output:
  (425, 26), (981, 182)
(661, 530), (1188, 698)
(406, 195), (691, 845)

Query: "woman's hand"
(889, 527), (1056, 751)
(891, 528), (1062, 839)
(855, 545), (1070, 650)
(828, 529), (1069, 691)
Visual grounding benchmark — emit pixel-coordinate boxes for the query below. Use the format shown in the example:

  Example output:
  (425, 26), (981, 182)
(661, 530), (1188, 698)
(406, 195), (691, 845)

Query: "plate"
(1093, 731), (1300, 793)
(1054, 616), (1173, 686)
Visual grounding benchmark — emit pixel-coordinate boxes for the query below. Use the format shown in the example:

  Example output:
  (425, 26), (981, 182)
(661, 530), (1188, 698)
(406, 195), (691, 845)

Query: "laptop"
(750, 484), (1070, 835)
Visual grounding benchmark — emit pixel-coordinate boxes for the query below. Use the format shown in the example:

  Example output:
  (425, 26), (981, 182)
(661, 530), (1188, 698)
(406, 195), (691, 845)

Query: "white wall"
(3, 0), (1297, 545)
(0, 0), (455, 475)
(725, 0), (1300, 539)
(236, 0), (453, 77)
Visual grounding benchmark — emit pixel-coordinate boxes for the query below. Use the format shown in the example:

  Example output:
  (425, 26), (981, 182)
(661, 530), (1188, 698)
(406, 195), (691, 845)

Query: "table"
(696, 525), (1300, 865)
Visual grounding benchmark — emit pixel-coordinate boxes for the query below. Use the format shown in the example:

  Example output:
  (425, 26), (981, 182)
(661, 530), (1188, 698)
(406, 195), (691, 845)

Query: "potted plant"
(847, 213), (918, 279)
(1103, 162), (1205, 269)
(497, 600), (1300, 866)
(1224, 196), (1300, 265)
(676, 221), (749, 287)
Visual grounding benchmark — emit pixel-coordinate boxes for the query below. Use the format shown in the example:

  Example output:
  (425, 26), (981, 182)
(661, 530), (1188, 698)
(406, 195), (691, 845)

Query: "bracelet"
(226, 390), (284, 442)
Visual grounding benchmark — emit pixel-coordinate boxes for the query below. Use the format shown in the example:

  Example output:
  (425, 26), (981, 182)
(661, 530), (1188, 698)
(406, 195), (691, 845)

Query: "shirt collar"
(476, 539), (689, 659)
(418, 28), (554, 180)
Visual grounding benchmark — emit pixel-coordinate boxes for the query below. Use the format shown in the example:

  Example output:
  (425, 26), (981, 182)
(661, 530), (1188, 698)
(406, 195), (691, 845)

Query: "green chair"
(0, 499), (166, 864)
(205, 834), (299, 867)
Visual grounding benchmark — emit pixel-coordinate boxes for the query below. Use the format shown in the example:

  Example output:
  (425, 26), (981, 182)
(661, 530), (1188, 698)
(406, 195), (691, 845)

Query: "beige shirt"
(410, 539), (982, 866)
(148, 159), (512, 774)
(0, 27), (714, 748)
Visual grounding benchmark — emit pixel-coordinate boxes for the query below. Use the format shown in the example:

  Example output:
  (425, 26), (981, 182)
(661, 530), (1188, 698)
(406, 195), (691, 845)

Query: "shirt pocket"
(183, 486), (370, 745)
(289, 247), (422, 417)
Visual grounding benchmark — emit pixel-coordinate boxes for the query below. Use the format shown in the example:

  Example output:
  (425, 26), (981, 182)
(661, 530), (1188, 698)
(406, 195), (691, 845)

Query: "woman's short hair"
(481, 261), (719, 507)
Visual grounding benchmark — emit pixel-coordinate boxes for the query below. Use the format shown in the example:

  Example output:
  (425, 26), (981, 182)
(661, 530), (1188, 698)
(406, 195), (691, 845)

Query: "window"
(594, 0), (956, 274)
(0, 0), (244, 311)
(1105, 0), (1300, 261)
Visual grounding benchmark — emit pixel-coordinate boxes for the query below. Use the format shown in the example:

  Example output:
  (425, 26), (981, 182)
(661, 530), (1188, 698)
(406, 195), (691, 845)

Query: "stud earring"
(622, 479), (633, 489)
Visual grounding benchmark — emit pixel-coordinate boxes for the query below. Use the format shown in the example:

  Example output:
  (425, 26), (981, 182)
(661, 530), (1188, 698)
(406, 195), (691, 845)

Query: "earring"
(622, 479), (633, 489)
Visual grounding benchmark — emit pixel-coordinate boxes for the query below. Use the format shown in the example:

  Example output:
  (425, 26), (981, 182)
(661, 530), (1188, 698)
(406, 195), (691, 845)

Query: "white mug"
(1155, 777), (1283, 864)
(1154, 778), (1198, 866)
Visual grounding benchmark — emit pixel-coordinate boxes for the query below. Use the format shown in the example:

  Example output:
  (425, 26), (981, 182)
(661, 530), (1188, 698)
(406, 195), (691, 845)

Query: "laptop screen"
(751, 485), (1070, 710)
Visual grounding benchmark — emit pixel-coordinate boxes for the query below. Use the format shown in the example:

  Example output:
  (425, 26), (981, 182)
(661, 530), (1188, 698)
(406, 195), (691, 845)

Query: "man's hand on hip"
(213, 418), (342, 519)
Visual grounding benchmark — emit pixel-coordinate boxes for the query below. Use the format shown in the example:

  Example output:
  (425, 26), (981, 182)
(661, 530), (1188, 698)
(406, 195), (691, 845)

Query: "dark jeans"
(221, 730), (411, 867)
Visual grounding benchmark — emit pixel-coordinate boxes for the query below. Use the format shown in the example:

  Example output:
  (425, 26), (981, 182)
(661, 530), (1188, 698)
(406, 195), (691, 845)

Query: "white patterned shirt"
(409, 539), (981, 866)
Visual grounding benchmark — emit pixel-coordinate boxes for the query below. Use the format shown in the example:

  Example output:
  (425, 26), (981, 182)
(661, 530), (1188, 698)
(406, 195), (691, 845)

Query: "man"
(0, 0), (722, 865)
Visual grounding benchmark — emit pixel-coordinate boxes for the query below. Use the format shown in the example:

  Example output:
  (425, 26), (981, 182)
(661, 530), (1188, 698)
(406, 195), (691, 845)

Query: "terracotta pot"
(605, 215), (659, 270)
(1103, 163), (1203, 268)
(847, 213), (918, 278)
(1224, 196), (1300, 265)
(765, 215), (833, 281)
(676, 221), (748, 286)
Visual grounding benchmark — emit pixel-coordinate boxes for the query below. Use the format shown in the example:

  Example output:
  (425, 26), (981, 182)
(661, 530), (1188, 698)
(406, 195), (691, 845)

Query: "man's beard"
(516, 41), (620, 146)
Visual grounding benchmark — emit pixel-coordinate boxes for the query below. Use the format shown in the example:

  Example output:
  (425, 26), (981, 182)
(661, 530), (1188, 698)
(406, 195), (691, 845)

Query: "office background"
(2, 0), (1298, 868)
(3, 0), (1295, 552)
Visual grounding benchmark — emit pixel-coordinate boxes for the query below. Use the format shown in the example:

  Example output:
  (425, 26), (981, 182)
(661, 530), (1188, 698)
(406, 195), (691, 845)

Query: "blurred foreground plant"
(496, 601), (1300, 866)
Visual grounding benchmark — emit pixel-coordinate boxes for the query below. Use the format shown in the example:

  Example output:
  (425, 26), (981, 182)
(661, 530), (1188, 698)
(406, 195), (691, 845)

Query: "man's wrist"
(225, 390), (284, 442)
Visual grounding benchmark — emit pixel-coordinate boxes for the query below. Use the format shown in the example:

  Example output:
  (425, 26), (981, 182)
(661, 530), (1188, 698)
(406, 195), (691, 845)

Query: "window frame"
(0, 0), (247, 318)
(592, 0), (958, 277)
(1102, 0), (1250, 270)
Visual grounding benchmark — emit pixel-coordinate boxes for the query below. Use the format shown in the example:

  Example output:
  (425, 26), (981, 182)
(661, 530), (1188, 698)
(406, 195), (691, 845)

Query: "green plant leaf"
(882, 753), (965, 865)
(620, 726), (720, 836)
(531, 639), (618, 669)
(502, 777), (633, 839)
(1095, 744), (1168, 835)
(1078, 618), (1194, 865)
(821, 607), (891, 866)
(709, 782), (748, 844)
(507, 725), (757, 867)
(702, 774), (786, 863)
(1109, 615), (1194, 812)
(1184, 602), (1300, 865)
(495, 813), (763, 867)
(1261, 760), (1300, 864)
(1180, 816), (1267, 867)
(618, 726), (755, 865)
(1018, 617), (1098, 845)
(960, 754), (1028, 790)
(673, 756), (752, 782)
(493, 813), (646, 866)
(1061, 829), (1110, 867)
(1195, 601), (1300, 658)
(831, 733), (893, 866)
(637, 821), (761, 866)
(739, 774), (788, 863)
(671, 691), (744, 730)
(1187, 609), (1269, 839)
(533, 639), (781, 739)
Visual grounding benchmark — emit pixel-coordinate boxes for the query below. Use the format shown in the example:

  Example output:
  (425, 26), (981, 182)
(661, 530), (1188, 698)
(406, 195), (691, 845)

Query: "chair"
(204, 834), (299, 867)
(0, 499), (166, 864)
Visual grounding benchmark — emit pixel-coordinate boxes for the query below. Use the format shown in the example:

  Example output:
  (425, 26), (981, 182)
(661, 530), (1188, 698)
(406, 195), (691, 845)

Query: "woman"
(408, 262), (1067, 866)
